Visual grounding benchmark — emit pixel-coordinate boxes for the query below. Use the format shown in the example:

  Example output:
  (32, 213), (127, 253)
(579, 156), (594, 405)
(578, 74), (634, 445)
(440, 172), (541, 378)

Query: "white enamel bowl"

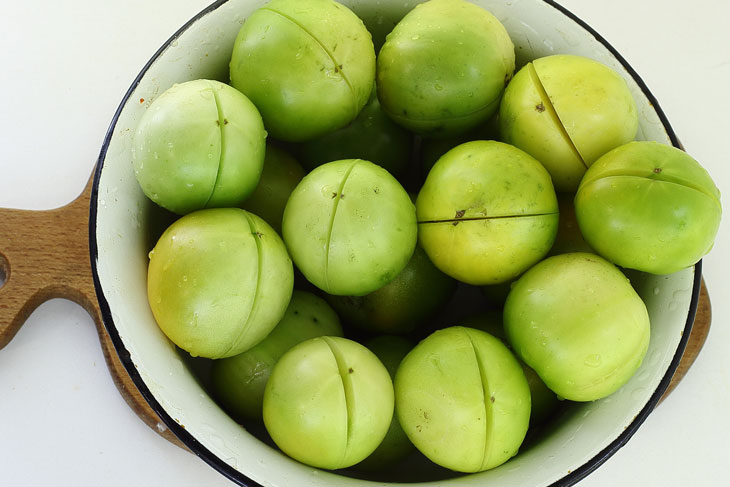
(90, 0), (701, 485)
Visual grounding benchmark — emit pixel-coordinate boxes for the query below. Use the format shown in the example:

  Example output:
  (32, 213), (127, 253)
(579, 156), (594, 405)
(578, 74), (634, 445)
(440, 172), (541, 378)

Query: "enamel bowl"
(91, 0), (700, 485)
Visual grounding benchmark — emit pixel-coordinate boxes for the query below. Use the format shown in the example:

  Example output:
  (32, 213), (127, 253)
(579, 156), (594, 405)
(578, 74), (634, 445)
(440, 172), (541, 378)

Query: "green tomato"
(500, 55), (638, 191)
(377, 0), (514, 137)
(133, 80), (266, 214)
(548, 192), (594, 256)
(365, 335), (414, 377)
(416, 140), (558, 285)
(324, 245), (456, 335)
(347, 0), (421, 53)
(263, 336), (394, 469)
(242, 144), (305, 234)
(460, 312), (558, 426)
(504, 253), (650, 402)
(575, 141), (722, 274)
(210, 291), (342, 421)
(282, 159), (417, 296)
(459, 311), (506, 340)
(419, 115), (500, 177)
(355, 335), (415, 470)
(230, 0), (375, 142)
(297, 88), (412, 177)
(516, 356), (560, 427)
(480, 281), (514, 307)
(395, 326), (530, 472)
(147, 208), (293, 359)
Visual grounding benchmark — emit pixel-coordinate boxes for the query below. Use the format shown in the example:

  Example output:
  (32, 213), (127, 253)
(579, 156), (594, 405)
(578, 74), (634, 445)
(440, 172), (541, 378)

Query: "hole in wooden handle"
(0, 253), (8, 290)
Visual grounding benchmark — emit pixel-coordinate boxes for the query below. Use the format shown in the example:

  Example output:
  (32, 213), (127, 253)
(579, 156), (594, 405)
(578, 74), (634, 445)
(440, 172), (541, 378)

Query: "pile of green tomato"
(133, 0), (722, 476)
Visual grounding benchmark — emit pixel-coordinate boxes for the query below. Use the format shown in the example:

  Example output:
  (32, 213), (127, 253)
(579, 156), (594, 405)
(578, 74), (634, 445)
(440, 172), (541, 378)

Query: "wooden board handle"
(0, 175), (186, 450)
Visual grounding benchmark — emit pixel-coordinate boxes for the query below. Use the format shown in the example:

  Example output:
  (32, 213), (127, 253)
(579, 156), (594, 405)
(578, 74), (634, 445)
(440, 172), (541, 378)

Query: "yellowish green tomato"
(417, 140), (558, 285)
(395, 326), (530, 472)
(297, 88), (412, 177)
(355, 335), (415, 470)
(504, 253), (650, 402)
(210, 291), (342, 421)
(282, 159), (417, 296)
(263, 336), (394, 469)
(242, 144), (305, 234)
(147, 208), (293, 359)
(229, 0), (375, 142)
(500, 55), (638, 191)
(575, 141), (722, 274)
(133, 79), (266, 214)
(377, 0), (514, 137)
(460, 312), (558, 426)
(324, 245), (456, 335)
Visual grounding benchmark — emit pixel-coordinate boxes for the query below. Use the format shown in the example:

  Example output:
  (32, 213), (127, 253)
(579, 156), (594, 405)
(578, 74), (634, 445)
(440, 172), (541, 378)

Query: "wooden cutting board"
(0, 175), (712, 450)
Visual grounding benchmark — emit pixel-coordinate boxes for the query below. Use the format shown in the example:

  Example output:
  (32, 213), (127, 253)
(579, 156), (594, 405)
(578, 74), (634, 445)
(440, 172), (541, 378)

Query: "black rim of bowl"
(89, 1), (700, 486)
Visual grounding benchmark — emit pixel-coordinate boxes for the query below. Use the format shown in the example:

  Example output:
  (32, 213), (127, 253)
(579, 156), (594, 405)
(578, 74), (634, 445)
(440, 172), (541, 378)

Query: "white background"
(1, 0), (729, 485)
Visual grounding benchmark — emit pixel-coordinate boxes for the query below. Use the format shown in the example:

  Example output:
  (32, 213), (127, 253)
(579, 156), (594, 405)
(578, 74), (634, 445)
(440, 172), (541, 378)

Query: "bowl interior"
(92, 1), (696, 486)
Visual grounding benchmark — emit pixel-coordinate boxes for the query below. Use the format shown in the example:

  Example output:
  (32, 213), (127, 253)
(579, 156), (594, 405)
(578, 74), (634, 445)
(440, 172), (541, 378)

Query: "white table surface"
(1, 1), (729, 485)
